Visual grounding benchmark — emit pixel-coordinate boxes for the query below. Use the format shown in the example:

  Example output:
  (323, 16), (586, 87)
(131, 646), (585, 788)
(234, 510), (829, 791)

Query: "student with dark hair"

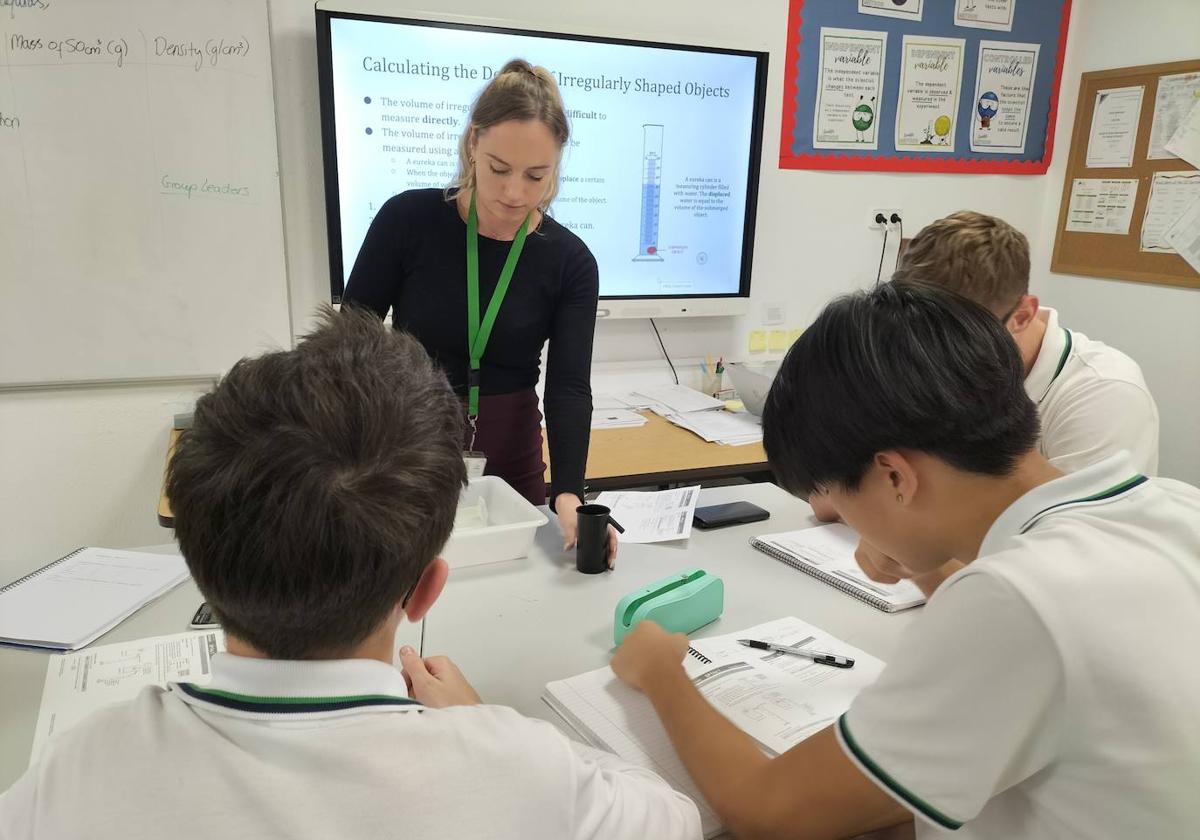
(0, 308), (700, 839)
(609, 282), (1200, 839)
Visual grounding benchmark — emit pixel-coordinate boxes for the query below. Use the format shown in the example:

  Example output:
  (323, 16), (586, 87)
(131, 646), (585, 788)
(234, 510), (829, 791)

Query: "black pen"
(737, 638), (855, 668)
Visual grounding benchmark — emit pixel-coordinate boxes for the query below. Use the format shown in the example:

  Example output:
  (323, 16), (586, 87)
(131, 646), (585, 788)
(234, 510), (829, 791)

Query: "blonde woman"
(344, 59), (616, 566)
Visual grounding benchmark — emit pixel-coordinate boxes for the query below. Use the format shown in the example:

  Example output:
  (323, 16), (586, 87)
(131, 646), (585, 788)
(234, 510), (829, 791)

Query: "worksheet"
(596, 486), (700, 543)
(31, 631), (225, 762)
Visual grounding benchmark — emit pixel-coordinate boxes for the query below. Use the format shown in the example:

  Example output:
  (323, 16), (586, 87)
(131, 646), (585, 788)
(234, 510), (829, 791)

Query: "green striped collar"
(979, 453), (1148, 558)
(171, 653), (421, 717)
(1023, 307), (1072, 405)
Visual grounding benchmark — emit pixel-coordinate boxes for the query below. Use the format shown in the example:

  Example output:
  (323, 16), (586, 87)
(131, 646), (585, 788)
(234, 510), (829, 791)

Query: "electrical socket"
(868, 207), (903, 230)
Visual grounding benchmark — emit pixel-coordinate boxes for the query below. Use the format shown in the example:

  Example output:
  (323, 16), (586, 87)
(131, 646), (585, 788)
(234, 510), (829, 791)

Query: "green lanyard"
(466, 191), (530, 420)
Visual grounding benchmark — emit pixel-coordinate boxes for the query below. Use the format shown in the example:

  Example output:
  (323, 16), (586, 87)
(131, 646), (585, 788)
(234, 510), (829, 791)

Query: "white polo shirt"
(1025, 307), (1159, 475)
(836, 453), (1200, 838)
(0, 654), (700, 839)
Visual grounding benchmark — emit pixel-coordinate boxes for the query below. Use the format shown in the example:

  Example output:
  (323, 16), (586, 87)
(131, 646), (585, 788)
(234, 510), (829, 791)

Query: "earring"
(896, 493), (904, 503)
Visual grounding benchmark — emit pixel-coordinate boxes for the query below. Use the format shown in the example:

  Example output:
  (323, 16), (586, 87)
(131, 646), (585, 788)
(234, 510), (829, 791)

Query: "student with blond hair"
(810, 212), (1159, 596)
(344, 58), (617, 565)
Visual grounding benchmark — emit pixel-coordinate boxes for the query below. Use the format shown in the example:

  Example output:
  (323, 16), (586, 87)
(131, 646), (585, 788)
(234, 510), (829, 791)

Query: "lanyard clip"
(467, 413), (479, 452)
(468, 367), (482, 389)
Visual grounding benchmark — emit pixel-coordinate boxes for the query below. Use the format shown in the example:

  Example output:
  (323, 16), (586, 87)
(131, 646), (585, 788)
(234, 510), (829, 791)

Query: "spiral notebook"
(0, 548), (190, 651)
(543, 616), (886, 838)
(750, 524), (925, 613)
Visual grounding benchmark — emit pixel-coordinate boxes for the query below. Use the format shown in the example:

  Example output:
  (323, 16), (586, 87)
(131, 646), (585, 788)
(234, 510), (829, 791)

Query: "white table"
(426, 483), (915, 723)
(0, 484), (918, 793)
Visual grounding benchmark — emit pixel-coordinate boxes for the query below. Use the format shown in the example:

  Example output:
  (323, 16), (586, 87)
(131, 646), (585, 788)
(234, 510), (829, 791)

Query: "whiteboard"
(0, 0), (291, 386)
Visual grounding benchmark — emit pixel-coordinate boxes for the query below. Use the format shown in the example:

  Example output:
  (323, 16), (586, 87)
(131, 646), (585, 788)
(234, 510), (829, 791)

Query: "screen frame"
(315, 9), (769, 304)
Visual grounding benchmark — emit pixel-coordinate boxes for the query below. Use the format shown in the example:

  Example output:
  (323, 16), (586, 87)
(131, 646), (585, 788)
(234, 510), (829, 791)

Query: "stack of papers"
(595, 384), (761, 445)
(590, 408), (647, 430)
(629, 383), (725, 416)
(594, 392), (660, 411)
(623, 383), (762, 446)
(594, 486), (700, 543)
(667, 409), (762, 446)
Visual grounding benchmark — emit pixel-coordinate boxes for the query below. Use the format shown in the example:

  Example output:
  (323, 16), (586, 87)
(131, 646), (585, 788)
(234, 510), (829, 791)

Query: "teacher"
(343, 59), (616, 564)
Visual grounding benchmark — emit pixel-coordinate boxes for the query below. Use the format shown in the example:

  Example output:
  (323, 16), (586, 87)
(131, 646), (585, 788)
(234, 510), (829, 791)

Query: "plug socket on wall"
(868, 207), (903, 229)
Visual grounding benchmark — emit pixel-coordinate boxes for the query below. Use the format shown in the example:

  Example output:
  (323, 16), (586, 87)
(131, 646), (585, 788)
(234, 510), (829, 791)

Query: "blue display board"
(780, 0), (1072, 174)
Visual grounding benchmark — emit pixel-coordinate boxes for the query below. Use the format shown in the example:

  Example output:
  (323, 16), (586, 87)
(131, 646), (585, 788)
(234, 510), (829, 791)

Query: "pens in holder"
(738, 638), (855, 668)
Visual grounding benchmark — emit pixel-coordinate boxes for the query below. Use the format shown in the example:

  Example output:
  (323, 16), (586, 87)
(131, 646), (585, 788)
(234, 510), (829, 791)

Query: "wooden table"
(160, 415), (770, 526)
(544, 411), (769, 491)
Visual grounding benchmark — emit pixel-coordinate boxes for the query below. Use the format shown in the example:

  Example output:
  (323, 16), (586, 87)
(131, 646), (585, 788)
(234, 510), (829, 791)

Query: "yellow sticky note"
(768, 330), (788, 352)
(788, 328), (803, 345)
(749, 330), (767, 353)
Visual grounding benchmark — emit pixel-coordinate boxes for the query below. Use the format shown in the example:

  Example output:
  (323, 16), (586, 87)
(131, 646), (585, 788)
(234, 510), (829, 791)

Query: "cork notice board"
(1051, 59), (1200, 289)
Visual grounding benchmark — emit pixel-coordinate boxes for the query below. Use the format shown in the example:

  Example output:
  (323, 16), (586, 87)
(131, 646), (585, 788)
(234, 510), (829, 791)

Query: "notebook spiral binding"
(750, 538), (895, 612)
(0, 547), (85, 594)
(687, 646), (712, 665)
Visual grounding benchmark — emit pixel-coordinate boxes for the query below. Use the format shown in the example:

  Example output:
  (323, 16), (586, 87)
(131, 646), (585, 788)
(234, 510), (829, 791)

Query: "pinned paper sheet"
(1086, 86), (1143, 169)
(1164, 197), (1200, 275)
(1065, 178), (1139, 235)
(1140, 171), (1200, 253)
(1148, 71), (1200, 160)
(768, 330), (789, 352)
(748, 330), (767, 353)
(1164, 98), (1200, 170)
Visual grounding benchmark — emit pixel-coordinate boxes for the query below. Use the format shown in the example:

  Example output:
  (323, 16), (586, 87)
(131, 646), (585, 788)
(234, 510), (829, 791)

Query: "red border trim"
(778, 0), (1073, 174)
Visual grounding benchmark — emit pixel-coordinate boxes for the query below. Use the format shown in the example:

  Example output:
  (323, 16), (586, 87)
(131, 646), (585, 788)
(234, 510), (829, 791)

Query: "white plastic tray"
(442, 476), (549, 568)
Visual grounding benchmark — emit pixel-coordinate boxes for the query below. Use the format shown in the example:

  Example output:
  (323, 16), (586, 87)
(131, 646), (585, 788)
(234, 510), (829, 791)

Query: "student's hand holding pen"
(399, 646), (482, 708)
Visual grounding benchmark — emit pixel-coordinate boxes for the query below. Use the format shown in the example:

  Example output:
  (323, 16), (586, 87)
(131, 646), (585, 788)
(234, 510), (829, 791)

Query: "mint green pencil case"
(613, 568), (724, 646)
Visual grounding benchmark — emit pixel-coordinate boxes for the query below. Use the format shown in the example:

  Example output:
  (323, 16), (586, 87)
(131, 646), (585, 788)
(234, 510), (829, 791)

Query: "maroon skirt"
(464, 389), (547, 506)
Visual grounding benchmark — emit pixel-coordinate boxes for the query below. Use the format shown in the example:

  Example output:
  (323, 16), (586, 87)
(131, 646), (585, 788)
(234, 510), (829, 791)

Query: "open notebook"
(751, 523), (926, 613)
(543, 617), (885, 838)
(0, 548), (190, 651)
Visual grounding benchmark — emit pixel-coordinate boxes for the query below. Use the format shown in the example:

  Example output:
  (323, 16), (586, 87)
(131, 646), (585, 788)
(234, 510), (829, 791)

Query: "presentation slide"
(325, 17), (761, 299)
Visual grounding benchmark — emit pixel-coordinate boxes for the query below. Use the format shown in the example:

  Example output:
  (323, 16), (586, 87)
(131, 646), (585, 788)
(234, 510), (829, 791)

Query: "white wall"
(3, 0), (1195, 584)
(1030, 0), (1200, 483)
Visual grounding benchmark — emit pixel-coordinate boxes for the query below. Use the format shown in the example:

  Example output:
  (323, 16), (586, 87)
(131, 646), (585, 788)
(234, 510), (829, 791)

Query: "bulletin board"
(1050, 59), (1200, 289)
(780, 0), (1072, 174)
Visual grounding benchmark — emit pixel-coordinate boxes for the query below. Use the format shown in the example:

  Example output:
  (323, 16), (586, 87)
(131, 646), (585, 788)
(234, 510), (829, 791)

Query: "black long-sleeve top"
(342, 188), (598, 507)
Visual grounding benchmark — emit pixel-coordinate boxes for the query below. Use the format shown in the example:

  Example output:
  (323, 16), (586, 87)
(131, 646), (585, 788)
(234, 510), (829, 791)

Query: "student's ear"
(873, 450), (919, 508)
(401, 557), (449, 624)
(1006, 294), (1039, 335)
